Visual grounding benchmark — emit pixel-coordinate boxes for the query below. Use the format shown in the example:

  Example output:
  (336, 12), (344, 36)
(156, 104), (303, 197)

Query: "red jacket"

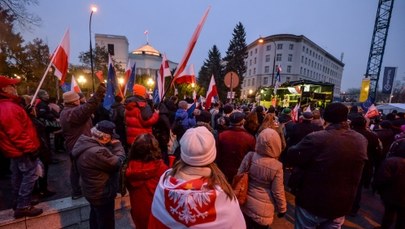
(125, 159), (168, 229)
(125, 96), (159, 145)
(0, 93), (40, 158)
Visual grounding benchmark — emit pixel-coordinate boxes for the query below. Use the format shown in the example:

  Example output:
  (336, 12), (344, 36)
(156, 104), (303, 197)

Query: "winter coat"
(0, 93), (40, 158)
(174, 108), (196, 131)
(287, 121), (323, 147)
(59, 90), (104, 153)
(286, 123), (368, 218)
(149, 167), (246, 229)
(239, 128), (286, 226)
(72, 135), (126, 206)
(125, 160), (168, 229)
(110, 101), (126, 144)
(217, 126), (256, 183)
(125, 95), (159, 145)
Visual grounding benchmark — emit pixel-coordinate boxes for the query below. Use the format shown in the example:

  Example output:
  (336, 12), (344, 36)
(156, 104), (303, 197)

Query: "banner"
(359, 78), (370, 102)
(382, 67), (396, 94)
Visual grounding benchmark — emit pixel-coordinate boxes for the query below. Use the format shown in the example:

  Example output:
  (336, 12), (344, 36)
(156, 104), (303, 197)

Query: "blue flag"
(103, 54), (116, 110)
(125, 62), (136, 96)
(152, 71), (160, 104)
(187, 102), (196, 118)
(61, 82), (71, 92)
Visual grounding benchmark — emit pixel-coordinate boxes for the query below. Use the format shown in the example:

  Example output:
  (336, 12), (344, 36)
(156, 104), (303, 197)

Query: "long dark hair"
(128, 133), (162, 162)
(165, 160), (236, 201)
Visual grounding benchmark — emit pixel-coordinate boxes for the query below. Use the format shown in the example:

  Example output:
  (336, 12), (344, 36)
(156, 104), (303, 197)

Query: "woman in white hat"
(149, 126), (245, 229)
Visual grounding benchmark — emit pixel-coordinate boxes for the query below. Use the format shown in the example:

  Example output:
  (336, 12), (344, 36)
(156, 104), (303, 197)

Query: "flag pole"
(30, 29), (68, 106)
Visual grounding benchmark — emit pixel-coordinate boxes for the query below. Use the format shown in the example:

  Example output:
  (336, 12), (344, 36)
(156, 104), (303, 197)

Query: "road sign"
(224, 71), (239, 89)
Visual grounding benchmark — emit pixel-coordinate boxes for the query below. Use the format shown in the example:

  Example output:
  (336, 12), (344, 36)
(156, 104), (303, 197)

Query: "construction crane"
(365, 0), (395, 104)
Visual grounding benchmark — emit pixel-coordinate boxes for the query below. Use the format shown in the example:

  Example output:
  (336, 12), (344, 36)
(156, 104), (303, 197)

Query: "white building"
(95, 34), (129, 69)
(242, 34), (344, 98)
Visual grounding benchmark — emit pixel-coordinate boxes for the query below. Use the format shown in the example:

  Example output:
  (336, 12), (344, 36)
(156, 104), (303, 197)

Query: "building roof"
(131, 43), (161, 56)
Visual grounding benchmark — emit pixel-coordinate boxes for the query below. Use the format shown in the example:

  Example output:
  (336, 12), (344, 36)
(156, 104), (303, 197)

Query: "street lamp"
(271, 40), (277, 87)
(89, 5), (97, 93)
(78, 75), (87, 89)
(118, 77), (125, 86)
(147, 78), (155, 92)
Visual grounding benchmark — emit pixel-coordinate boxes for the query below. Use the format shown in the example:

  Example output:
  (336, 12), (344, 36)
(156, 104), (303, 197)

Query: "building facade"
(95, 34), (129, 69)
(241, 34), (344, 98)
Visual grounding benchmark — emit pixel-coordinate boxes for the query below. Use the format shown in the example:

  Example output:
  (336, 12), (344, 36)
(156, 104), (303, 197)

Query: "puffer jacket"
(238, 128), (287, 226)
(72, 135), (125, 206)
(125, 95), (159, 145)
(125, 160), (168, 229)
(0, 93), (40, 158)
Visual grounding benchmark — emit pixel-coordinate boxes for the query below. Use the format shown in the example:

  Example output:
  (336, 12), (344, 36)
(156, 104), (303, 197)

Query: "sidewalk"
(0, 151), (385, 228)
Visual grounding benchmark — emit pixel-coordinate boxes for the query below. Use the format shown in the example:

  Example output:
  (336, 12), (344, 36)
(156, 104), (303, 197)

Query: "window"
(276, 53), (282, 61)
(288, 54), (293, 62)
(264, 66), (270, 73)
(265, 55), (270, 62)
(300, 67), (303, 74)
(249, 69), (251, 76)
(249, 59), (252, 66)
(250, 51), (252, 56)
(248, 79), (251, 86)
(289, 44), (294, 50)
(277, 43), (283, 50)
(252, 78), (255, 86)
(287, 65), (292, 73)
(302, 46), (305, 52)
(254, 57), (256, 64)
(263, 77), (269, 85)
(253, 68), (256, 74)
(305, 57), (307, 64)
(266, 45), (271, 51)
(301, 56), (304, 63)
(255, 48), (257, 54)
(107, 44), (115, 55)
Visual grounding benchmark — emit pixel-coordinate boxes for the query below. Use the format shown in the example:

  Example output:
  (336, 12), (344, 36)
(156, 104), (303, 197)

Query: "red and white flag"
(205, 74), (218, 110)
(149, 170), (246, 229)
(157, 54), (172, 101)
(365, 104), (379, 118)
(174, 64), (196, 85)
(172, 6), (211, 83)
(71, 75), (81, 93)
(291, 103), (300, 122)
(52, 29), (70, 85)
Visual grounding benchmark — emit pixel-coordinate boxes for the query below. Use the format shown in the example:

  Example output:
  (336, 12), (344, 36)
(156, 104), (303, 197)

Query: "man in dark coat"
(217, 112), (256, 183)
(287, 111), (323, 147)
(59, 84), (106, 199)
(286, 102), (368, 228)
(72, 120), (125, 229)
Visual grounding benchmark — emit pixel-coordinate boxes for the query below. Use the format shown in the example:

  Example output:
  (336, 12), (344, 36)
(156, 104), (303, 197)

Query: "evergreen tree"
(223, 22), (248, 99)
(197, 45), (225, 101)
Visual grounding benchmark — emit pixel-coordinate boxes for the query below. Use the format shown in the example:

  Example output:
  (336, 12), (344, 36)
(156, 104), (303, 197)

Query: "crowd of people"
(1, 74), (405, 229)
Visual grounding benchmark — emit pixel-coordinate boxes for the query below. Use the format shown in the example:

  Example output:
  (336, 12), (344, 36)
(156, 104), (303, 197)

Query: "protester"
(238, 128), (287, 228)
(125, 84), (159, 146)
(0, 76), (43, 218)
(110, 95), (127, 151)
(125, 133), (168, 229)
(149, 126), (245, 228)
(72, 120), (126, 229)
(373, 137), (405, 229)
(59, 84), (106, 199)
(217, 112), (255, 183)
(173, 100), (196, 140)
(286, 102), (368, 228)
(287, 111), (323, 147)
(257, 112), (286, 151)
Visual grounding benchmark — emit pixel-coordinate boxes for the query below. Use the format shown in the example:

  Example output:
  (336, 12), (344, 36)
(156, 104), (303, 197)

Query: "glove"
(25, 104), (34, 114)
(277, 212), (286, 218)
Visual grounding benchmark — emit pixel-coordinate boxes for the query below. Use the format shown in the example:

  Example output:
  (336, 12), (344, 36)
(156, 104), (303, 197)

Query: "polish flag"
(291, 103), (300, 122)
(52, 29), (70, 85)
(71, 75), (81, 93)
(205, 74), (218, 110)
(174, 64), (196, 84)
(172, 6), (210, 83)
(157, 54), (172, 101)
(365, 104), (379, 118)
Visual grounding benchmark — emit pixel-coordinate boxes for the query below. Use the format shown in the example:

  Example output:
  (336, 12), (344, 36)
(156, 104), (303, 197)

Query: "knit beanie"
(180, 126), (216, 166)
(133, 84), (147, 97)
(323, 102), (348, 123)
(63, 91), (80, 104)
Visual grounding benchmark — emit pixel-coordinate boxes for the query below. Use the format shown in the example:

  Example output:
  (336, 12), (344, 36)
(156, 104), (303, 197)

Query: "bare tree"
(0, 0), (41, 29)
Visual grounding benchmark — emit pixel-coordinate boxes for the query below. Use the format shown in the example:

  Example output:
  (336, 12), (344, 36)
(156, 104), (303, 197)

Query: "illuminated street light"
(78, 75), (87, 88)
(118, 77), (125, 86)
(147, 78), (155, 92)
(89, 5), (98, 93)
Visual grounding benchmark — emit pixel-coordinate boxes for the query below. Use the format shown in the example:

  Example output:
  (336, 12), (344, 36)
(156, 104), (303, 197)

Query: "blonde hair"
(257, 113), (277, 134)
(166, 160), (236, 201)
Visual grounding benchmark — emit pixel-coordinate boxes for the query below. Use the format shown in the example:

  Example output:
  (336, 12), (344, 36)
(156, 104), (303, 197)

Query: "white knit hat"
(180, 126), (216, 166)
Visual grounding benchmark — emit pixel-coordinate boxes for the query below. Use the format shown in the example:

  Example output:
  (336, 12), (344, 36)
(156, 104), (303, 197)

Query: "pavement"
(0, 150), (385, 229)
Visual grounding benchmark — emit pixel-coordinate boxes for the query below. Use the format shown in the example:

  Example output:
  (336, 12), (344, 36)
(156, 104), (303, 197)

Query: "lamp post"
(89, 5), (97, 93)
(78, 75), (87, 90)
(271, 40), (277, 87)
(147, 78), (155, 93)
